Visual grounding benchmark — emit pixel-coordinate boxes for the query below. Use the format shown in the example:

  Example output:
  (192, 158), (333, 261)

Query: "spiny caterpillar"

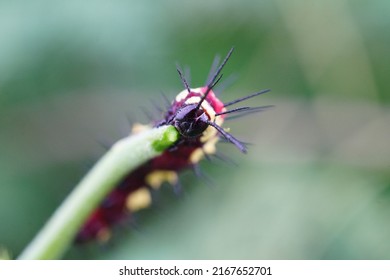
(76, 48), (271, 243)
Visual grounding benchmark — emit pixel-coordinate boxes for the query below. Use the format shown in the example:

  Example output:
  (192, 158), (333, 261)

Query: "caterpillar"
(76, 48), (271, 243)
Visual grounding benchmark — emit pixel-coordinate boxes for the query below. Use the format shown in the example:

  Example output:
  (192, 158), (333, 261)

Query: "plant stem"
(18, 125), (179, 260)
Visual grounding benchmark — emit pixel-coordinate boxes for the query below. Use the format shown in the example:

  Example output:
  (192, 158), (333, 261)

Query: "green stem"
(18, 125), (179, 260)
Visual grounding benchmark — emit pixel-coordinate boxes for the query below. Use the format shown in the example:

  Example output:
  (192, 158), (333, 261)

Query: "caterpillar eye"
(173, 104), (209, 138)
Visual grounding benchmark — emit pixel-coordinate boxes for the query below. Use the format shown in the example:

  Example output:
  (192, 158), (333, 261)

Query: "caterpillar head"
(168, 47), (271, 154)
(173, 103), (209, 138)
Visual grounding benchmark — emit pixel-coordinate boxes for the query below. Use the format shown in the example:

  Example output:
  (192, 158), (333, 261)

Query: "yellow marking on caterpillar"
(126, 187), (152, 212)
(189, 134), (220, 164)
(189, 148), (205, 164)
(131, 123), (151, 135)
(203, 135), (219, 154)
(146, 170), (178, 190)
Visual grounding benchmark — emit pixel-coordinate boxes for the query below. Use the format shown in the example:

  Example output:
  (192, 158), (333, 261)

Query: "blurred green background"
(1, 0), (389, 259)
